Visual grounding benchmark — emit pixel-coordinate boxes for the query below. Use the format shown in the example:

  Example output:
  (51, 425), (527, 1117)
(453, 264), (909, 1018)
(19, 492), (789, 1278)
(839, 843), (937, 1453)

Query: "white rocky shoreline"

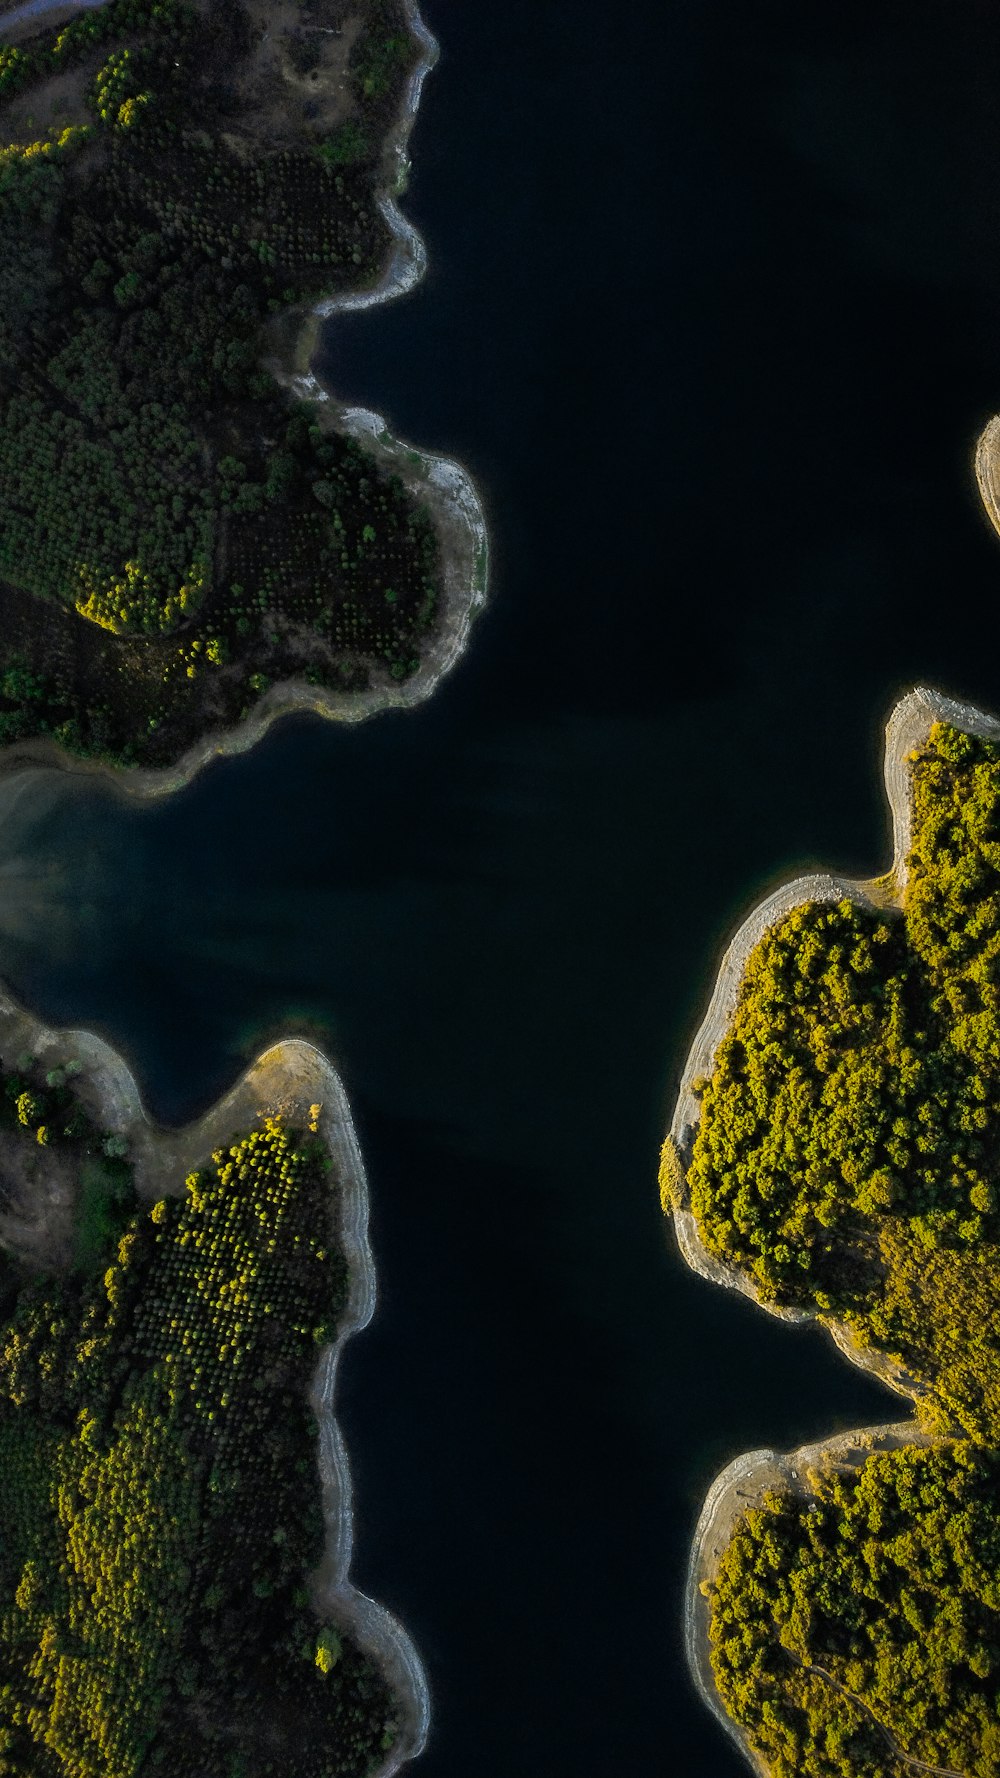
(0, 2), (451, 1759)
(685, 1417), (936, 1778)
(667, 680), (1000, 1775)
(0, 0), (489, 801)
(0, 986), (430, 1774)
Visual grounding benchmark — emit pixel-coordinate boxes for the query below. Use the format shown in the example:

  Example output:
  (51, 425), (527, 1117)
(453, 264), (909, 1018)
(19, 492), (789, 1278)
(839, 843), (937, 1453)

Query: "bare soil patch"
(229, 0), (361, 149)
(0, 1126), (78, 1269)
(2, 65), (90, 141)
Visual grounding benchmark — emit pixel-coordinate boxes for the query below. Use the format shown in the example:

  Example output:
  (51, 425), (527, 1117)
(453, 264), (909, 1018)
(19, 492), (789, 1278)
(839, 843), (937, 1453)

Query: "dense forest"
(0, 1061), (398, 1777)
(684, 722), (1000, 1774)
(0, 0), (441, 768)
(711, 1443), (1000, 1778)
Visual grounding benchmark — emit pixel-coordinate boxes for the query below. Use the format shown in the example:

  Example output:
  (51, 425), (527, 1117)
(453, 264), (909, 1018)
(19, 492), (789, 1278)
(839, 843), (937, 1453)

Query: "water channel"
(4, 0), (1000, 1770)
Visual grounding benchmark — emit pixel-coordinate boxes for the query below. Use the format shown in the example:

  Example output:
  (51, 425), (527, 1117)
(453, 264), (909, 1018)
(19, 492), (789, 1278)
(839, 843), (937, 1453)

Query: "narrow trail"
(792, 1655), (968, 1778)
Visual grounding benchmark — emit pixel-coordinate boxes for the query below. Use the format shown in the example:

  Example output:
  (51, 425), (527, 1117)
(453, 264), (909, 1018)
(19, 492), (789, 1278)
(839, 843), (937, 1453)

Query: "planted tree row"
(0, 0), (440, 767)
(0, 1110), (399, 1776)
(689, 725), (1000, 1774)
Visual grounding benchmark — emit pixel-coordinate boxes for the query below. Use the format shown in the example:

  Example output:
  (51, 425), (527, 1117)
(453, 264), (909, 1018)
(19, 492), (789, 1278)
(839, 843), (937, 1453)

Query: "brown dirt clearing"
(0, 1128), (78, 1269)
(1, 65), (90, 142)
(228, 0), (362, 150)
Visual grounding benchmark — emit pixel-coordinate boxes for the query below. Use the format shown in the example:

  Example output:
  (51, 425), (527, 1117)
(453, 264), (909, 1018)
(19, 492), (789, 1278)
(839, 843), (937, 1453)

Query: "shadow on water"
(3, 0), (1000, 1771)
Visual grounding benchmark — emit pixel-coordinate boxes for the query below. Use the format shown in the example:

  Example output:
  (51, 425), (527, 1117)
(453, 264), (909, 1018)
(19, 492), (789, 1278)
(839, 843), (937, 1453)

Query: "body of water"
(4, 0), (1000, 1770)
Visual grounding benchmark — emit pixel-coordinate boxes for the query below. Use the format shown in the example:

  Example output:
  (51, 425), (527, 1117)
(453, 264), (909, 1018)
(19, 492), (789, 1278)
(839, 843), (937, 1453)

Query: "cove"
(4, 0), (1000, 1772)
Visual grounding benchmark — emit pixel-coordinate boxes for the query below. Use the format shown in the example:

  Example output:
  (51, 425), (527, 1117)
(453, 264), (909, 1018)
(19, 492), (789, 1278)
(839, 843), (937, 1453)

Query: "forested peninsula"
(0, 990), (425, 1777)
(0, 0), (486, 782)
(663, 689), (1000, 1778)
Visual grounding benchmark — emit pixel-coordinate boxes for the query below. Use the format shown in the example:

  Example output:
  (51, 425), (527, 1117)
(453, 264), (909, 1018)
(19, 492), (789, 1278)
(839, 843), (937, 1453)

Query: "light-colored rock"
(669, 685), (1000, 1774)
(0, 983), (429, 1772)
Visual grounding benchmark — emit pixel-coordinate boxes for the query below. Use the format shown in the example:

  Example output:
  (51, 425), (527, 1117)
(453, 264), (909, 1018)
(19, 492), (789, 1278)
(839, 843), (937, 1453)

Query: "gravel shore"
(668, 684), (1000, 1773)
(0, 986), (430, 1773)
(0, 0), (488, 798)
(667, 684), (1000, 1313)
(685, 1420), (934, 1777)
(975, 415), (1000, 547)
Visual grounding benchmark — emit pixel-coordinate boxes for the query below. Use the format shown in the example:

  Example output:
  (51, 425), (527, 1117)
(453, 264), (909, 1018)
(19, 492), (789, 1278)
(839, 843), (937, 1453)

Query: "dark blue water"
(4, 0), (1000, 1771)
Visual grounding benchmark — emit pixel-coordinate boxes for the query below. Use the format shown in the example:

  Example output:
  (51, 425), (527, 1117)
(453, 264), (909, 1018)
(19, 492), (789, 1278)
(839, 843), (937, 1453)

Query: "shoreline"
(0, 0), (105, 42)
(0, 985), (430, 1773)
(0, 6), (445, 1755)
(685, 1419), (934, 1778)
(667, 683), (1000, 1775)
(0, 0), (489, 799)
(975, 415), (1000, 548)
(666, 683), (1000, 1324)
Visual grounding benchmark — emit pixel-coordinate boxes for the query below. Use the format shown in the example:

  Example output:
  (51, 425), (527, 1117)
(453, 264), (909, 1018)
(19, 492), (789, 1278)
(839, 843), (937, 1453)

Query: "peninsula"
(664, 686), (1000, 1778)
(0, 984), (426, 1776)
(0, 0), (487, 785)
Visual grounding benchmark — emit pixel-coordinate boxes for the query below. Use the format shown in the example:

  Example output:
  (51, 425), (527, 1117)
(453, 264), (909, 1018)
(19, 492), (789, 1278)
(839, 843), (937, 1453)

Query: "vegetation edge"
(0, 0), (490, 799)
(0, 976), (430, 1776)
(664, 683), (1000, 1777)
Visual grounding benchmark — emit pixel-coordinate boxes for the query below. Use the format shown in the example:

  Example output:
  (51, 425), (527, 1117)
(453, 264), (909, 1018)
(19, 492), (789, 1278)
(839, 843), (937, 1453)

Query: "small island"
(0, 992), (425, 1776)
(0, 0), (486, 785)
(663, 689), (1000, 1778)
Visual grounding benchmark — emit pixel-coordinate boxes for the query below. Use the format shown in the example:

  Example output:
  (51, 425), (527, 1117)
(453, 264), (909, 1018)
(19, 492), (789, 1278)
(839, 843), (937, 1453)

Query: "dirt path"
(791, 1655), (967, 1778)
(685, 1422), (940, 1778)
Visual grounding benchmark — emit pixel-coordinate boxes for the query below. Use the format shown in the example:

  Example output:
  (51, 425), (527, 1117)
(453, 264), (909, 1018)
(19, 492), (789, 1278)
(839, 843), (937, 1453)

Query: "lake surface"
(5, 0), (1000, 1770)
